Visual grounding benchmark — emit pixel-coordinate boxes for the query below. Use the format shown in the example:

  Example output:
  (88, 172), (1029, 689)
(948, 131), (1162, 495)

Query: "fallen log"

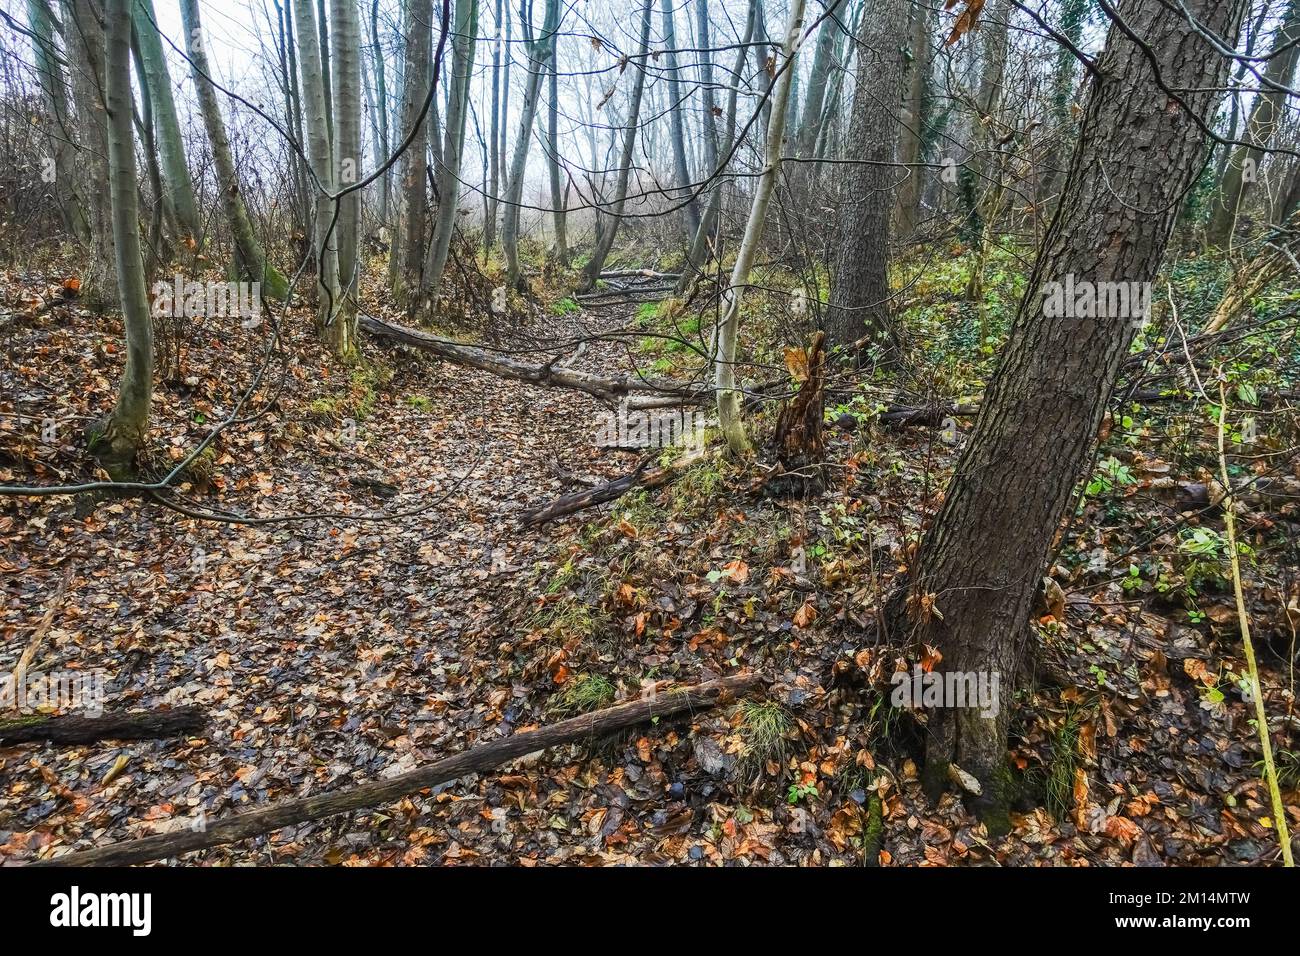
(359, 313), (702, 403)
(34, 673), (758, 867)
(0, 706), (206, 745)
(518, 445), (714, 526)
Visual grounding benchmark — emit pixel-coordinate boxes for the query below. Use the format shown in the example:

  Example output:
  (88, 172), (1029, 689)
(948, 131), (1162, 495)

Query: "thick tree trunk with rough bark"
(825, 0), (906, 349)
(900, 0), (1246, 831)
(92, 0), (152, 476)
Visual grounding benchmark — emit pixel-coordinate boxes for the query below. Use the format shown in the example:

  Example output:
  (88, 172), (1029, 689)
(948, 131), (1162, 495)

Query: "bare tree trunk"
(714, 0), (807, 455)
(92, 0), (152, 477)
(501, 0), (559, 290)
(369, 0), (391, 226)
(545, 28), (568, 266)
(679, 0), (755, 290)
(900, 0), (1246, 830)
(794, 0), (839, 158)
(894, 0), (932, 239)
(422, 0), (479, 304)
(131, 0), (200, 242)
(328, 0), (363, 354)
(27, 0), (88, 241)
(293, 0), (340, 342)
(659, 0), (700, 239)
(824, 0), (906, 349)
(485, 0), (503, 251)
(576, 0), (653, 292)
(61, 0), (116, 306)
(180, 0), (289, 298)
(1207, 0), (1300, 248)
(396, 0), (432, 299)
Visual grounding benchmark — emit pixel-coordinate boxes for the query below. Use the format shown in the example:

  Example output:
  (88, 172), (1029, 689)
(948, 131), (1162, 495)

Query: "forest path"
(0, 298), (655, 863)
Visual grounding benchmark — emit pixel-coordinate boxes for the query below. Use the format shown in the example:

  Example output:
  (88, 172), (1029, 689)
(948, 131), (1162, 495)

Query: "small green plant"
(786, 781), (819, 805)
(404, 394), (433, 412)
(550, 296), (579, 316)
(547, 672), (616, 717)
(1085, 456), (1136, 497)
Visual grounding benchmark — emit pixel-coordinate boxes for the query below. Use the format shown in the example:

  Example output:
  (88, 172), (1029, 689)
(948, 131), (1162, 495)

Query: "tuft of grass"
(1045, 716), (1081, 821)
(404, 394), (433, 412)
(528, 597), (606, 641)
(548, 672), (616, 717)
(550, 296), (580, 316)
(738, 700), (794, 771)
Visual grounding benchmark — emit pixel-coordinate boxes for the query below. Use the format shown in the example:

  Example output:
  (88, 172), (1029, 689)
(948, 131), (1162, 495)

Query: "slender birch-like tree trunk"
(180, 0), (289, 299)
(501, 0), (559, 290)
(545, 24), (567, 266)
(714, 0), (807, 455)
(293, 0), (340, 344)
(422, 0), (479, 304)
(659, 0), (699, 239)
(27, 0), (88, 241)
(93, 0), (153, 476)
(329, 0), (363, 353)
(131, 0), (201, 243)
(576, 0), (652, 292)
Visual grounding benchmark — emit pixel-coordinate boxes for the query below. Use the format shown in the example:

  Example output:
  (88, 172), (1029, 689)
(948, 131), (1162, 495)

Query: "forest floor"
(2, 255), (1299, 866)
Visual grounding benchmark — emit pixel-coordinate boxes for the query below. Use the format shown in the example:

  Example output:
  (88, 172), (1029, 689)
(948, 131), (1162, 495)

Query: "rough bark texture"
(901, 0), (1246, 831)
(0, 707), (205, 745)
(825, 0), (906, 349)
